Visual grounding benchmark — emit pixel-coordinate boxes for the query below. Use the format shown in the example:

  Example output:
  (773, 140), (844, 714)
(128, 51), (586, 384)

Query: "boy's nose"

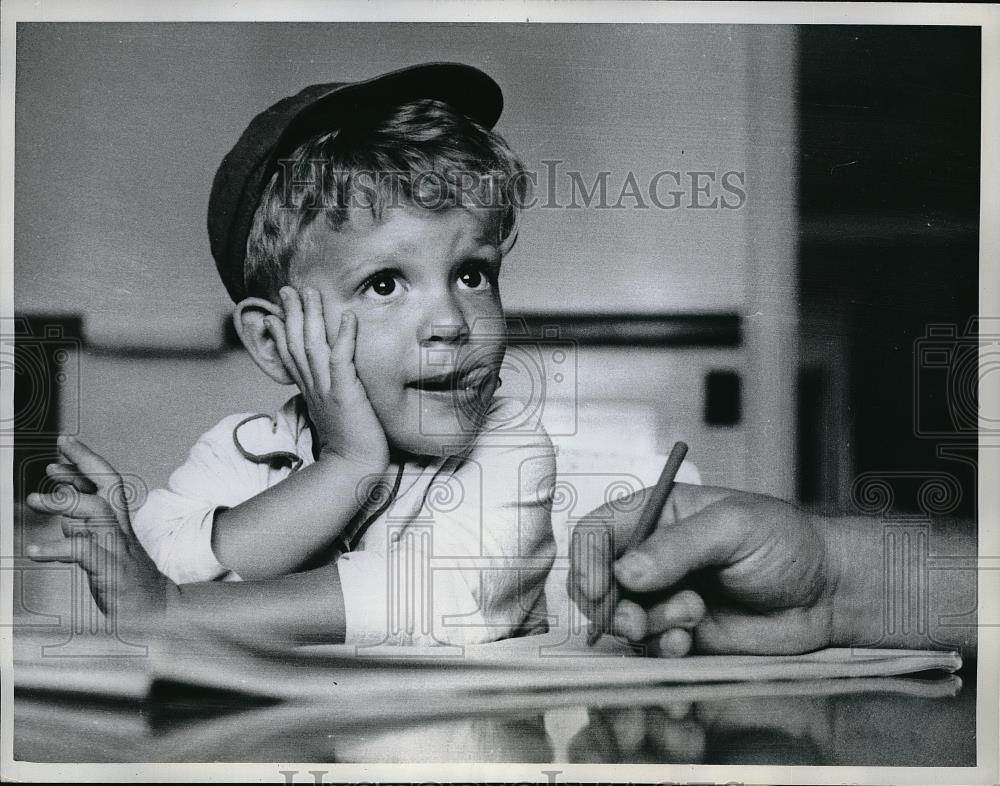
(423, 322), (470, 344)
(419, 296), (471, 345)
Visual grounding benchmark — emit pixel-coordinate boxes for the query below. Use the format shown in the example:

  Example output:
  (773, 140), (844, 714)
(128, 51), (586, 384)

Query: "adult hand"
(566, 694), (835, 765)
(25, 436), (175, 625)
(567, 703), (707, 764)
(568, 484), (842, 655)
(271, 285), (389, 470)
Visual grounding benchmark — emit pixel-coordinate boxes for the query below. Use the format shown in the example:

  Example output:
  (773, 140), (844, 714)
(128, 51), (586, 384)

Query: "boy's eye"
(457, 264), (495, 291)
(361, 272), (400, 299)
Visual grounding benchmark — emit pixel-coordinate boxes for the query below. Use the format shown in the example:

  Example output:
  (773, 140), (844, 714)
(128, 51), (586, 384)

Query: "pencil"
(587, 440), (689, 646)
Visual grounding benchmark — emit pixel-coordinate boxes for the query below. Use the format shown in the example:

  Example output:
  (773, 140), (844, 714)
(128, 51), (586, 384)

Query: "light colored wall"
(15, 23), (753, 324)
(18, 23), (798, 495)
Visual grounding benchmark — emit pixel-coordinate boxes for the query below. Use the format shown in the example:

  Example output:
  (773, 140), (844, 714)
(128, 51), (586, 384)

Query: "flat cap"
(207, 62), (503, 302)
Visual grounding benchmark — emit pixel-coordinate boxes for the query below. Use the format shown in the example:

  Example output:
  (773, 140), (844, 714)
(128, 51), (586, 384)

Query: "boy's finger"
(48, 439), (139, 538)
(26, 538), (74, 562)
(27, 533), (111, 577)
(26, 491), (113, 521)
(279, 287), (314, 390)
(330, 311), (360, 383)
(70, 533), (113, 578)
(301, 287), (332, 392)
(646, 589), (707, 635)
(44, 463), (99, 494)
(319, 290), (340, 347)
(61, 515), (120, 539)
(267, 316), (306, 391)
(55, 436), (119, 492)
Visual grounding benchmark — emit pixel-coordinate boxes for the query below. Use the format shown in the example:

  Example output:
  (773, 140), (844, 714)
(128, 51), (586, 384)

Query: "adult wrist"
(824, 514), (881, 648)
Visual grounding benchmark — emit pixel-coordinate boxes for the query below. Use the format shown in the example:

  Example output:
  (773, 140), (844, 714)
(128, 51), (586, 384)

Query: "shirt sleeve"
(132, 413), (278, 584)
(338, 424), (557, 648)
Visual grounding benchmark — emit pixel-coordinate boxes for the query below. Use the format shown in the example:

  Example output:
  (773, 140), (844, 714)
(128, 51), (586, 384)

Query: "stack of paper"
(147, 629), (962, 713)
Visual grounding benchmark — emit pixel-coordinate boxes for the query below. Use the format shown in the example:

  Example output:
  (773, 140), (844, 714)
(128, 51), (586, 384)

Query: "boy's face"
(288, 203), (506, 456)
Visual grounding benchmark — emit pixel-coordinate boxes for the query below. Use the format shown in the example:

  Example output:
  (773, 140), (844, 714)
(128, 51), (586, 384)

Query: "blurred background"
(12, 23), (980, 519)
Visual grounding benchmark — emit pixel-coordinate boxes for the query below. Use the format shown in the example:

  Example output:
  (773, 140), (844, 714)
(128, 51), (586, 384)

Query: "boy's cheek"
(351, 324), (398, 381)
(466, 296), (505, 334)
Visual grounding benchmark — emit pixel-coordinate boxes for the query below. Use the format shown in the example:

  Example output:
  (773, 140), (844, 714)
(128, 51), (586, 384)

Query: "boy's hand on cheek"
(269, 286), (389, 471)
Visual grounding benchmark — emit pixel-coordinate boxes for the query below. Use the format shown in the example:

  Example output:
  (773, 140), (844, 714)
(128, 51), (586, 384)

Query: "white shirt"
(132, 395), (557, 647)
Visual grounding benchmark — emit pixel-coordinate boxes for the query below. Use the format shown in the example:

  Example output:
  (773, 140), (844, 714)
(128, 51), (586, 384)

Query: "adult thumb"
(612, 498), (743, 593)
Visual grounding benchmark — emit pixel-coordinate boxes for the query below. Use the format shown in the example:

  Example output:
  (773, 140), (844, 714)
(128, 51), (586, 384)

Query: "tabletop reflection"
(141, 673), (972, 765)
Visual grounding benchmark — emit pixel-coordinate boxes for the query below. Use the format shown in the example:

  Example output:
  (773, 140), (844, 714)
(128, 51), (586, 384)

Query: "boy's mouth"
(408, 366), (496, 394)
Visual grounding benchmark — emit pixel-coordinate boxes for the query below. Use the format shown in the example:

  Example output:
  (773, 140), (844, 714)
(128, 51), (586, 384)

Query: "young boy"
(27, 63), (557, 648)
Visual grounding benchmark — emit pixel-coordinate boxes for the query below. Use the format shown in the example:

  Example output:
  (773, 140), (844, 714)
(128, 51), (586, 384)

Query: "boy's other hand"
(568, 484), (841, 656)
(25, 436), (175, 625)
(270, 286), (389, 470)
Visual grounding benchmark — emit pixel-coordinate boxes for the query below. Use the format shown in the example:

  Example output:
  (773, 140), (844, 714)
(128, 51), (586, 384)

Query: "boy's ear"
(233, 297), (294, 385)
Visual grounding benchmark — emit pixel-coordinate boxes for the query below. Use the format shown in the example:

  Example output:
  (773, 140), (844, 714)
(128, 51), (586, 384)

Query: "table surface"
(11, 627), (978, 766)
